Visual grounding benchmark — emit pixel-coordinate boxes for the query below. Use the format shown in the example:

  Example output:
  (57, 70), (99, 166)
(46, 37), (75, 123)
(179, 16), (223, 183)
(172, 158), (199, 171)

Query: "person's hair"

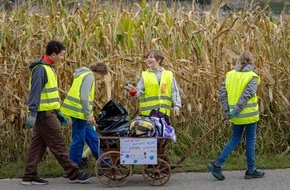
(239, 51), (254, 65)
(146, 49), (164, 65)
(238, 51), (254, 71)
(89, 61), (108, 75)
(46, 40), (66, 56)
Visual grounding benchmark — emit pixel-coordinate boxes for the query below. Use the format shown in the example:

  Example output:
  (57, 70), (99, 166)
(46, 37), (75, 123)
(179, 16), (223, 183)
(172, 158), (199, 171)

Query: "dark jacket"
(27, 57), (55, 116)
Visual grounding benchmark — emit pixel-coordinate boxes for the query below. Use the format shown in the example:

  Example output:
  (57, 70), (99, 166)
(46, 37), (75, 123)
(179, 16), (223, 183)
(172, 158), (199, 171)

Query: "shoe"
(80, 157), (88, 168)
(207, 161), (225, 180)
(63, 171), (68, 178)
(244, 170), (265, 179)
(22, 178), (48, 185)
(69, 172), (91, 183)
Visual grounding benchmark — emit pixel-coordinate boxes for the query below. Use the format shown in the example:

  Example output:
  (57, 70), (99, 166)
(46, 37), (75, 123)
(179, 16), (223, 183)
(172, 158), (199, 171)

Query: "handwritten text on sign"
(120, 138), (157, 165)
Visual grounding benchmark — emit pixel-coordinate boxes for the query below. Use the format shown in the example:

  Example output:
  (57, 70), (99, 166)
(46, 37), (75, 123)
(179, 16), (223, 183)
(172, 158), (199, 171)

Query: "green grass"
(2, 154), (290, 179)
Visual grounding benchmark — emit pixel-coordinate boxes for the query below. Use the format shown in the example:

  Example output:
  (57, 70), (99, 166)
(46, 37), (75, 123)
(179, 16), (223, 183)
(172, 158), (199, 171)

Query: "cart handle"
(174, 118), (227, 167)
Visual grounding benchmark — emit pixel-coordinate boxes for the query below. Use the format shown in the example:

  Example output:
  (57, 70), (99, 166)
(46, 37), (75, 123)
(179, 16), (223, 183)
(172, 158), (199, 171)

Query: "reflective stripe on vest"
(31, 65), (60, 111)
(61, 71), (95, 120)
(226, 70), (260, 125)
(140, 70), (173, 116)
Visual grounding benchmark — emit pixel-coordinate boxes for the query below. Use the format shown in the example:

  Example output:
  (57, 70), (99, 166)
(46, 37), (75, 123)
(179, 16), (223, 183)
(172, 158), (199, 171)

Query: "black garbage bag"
(96, 99), (130, 137)
(96, 99), (130, 150)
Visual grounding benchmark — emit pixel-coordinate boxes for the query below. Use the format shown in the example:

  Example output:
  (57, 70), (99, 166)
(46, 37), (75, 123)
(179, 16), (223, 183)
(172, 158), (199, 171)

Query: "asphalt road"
(1, 169), (290, 190)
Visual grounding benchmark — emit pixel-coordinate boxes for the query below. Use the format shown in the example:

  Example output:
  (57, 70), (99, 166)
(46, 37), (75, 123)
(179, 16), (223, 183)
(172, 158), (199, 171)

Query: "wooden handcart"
(95, 136), (177, 187)
(95, 118), (226, 187)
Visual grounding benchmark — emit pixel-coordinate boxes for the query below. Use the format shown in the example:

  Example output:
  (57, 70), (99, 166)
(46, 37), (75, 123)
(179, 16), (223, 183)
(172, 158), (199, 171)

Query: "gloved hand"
(25, 115), (36, 129)
(228, 110), (239, 119)
(225, 110), (231, 119)
(129, 89), (137, 97)
(57, 111), (68, 126)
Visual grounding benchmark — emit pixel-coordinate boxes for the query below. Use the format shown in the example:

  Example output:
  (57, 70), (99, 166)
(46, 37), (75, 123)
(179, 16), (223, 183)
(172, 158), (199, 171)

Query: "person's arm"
(27, 66), (47, 116)
(233, 77), (259, 113)
(171, 77), (181, 109)
(220, 79), (229, 113)
(80, 74), (94, 118)
(171, 77), (181, 117)
(135, 76), (145, 98)
(103, 72), (112, 102)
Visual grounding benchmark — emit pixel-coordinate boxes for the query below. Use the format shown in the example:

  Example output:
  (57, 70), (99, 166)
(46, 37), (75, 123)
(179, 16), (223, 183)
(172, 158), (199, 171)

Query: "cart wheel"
(95, 151), (132, 187)
(142, 158), (171, 186)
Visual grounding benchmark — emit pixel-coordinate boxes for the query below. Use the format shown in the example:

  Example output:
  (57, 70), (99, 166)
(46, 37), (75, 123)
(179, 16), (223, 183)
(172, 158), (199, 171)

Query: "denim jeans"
(216, 122), (257, 171)
(69, 117), (99, 166)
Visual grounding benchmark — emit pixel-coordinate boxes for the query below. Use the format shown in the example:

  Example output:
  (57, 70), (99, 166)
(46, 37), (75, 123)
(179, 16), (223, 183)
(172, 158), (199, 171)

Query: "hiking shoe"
(244, 170), (265, 179)
(22, 178), (48, 185)
(63, 171), (68, 178)
(69, 172), (91, 183)
(207, 161), (225, 180)
(80, 157), (88, 168)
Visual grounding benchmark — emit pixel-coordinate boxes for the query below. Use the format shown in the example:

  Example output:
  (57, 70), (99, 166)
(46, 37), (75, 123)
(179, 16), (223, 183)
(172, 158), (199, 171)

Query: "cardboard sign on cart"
(120, 138), (157, 165)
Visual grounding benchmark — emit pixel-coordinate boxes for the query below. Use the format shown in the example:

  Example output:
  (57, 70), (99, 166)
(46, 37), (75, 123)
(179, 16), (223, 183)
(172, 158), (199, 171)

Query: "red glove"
(129, 89), (137, 96)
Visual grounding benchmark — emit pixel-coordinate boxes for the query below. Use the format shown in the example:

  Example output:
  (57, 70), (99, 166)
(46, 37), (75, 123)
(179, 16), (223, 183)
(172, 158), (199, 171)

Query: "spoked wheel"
(142, 158), (171, 186)
(95, 151), (132, 187)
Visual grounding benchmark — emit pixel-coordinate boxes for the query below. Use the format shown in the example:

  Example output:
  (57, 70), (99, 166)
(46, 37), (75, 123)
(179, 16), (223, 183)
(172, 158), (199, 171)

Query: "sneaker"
(63, 171), (68, 178)
(207, 161), (225, 180)
(80, 157), (88, 168)
(69, 172), (91, 183)
(244, 170), (265, 179)
(22, 178), (48, 185)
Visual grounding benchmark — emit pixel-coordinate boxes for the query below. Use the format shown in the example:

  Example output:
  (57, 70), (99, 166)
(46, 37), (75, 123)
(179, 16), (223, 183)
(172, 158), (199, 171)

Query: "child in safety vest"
(207, 51), (265, 180)
(127, 49), (181, 119)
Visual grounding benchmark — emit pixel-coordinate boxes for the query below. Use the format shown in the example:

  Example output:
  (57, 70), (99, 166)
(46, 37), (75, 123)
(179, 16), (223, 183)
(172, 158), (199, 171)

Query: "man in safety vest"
(128, 49), (181, 119)
(23, 40), (90, 185)
(61, 62), (108, 168)
(207, 51), (265, 180)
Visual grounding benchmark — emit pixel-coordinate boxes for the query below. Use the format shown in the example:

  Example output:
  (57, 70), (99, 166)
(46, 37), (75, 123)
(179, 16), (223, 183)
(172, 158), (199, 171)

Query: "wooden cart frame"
(95, 136), (176, 187)
(95, 118), (226, 187)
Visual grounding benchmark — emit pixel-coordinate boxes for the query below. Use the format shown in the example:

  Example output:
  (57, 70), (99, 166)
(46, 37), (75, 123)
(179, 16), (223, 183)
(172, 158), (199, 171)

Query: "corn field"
(0, 0), (289, 165)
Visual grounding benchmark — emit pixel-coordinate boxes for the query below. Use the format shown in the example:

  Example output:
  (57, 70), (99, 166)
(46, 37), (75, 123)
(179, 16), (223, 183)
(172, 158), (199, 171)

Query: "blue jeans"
(69, 117), (99, 166)
(216, 122), (257, 171)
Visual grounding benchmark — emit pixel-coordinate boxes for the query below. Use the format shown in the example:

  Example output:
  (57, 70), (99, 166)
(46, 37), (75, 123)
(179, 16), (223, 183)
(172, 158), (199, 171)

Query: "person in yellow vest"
(22, 40), (90, 185)
(80, 72), (112, 168)
(128, 49), (181, 119)
(207, 51), (265, 180)
(61, 62), (108, 168)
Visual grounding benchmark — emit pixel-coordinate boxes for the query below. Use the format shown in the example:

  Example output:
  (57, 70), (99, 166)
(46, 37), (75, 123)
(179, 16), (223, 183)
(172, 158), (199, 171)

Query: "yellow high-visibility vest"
(226, 70), (260, 125)
(30, 64), (60, 111)
(61, 71), (95, 120)
(140, 70), (173, 116)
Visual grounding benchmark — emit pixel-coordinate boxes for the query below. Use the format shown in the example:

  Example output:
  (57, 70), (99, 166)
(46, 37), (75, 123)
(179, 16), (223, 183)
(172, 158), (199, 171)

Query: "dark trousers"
(23, 111), (79, 180)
